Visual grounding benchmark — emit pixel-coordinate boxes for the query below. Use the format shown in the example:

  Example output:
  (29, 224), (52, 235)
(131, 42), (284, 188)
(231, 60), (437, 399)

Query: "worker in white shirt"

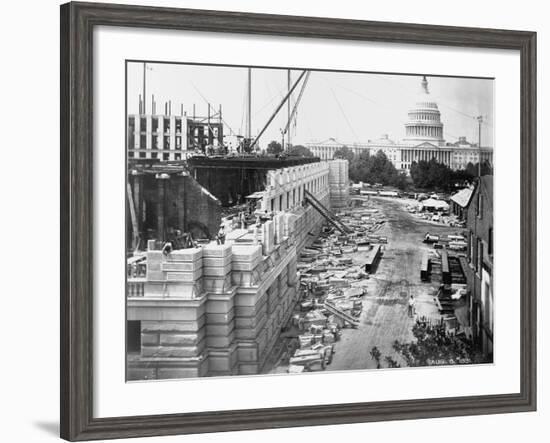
(254, 216), (262, 244)
(216, 225), (226, 245)
(408, 295), (416, 317)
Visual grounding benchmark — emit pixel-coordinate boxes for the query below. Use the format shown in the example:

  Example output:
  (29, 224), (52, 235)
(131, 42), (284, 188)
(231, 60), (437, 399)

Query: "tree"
(410, 159), (454, 190)
(333, 146), (355, 162)
(393, 319), (488, 366)
(266, 140), (283, 155)
(395, 172), (408, 191)
(349, 150), (401, 187)
(370, 319), (489, 369)
(287, 145), (313, 157)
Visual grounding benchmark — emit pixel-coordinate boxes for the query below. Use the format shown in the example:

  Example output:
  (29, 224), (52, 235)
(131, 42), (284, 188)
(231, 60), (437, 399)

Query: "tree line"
(410, 158), (493, 190)
(333, 146), (492, 191)
(263, 141), (492, 191)
(264, 140), (314, 157)
(334, 146), (408, 189)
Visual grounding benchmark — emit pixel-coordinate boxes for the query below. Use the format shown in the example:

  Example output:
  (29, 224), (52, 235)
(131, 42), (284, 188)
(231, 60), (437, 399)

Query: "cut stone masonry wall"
(127, 160), (349, 379)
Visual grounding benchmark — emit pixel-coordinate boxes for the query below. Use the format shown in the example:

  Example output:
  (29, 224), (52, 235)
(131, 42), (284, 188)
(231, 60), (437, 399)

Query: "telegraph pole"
(247, 68), (252, 140)
(287, 69), (292, 150)
(143, 62), (147, 114)
(142, 63), (153, 114)
(476, 115), (483, 177)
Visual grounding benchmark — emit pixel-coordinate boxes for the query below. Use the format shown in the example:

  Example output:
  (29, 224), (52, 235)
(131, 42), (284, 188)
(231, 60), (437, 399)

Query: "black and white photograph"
(125, 62), (494, 380)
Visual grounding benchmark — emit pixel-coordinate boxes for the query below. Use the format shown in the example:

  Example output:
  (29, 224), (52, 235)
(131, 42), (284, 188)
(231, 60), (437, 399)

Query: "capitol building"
(306, 76), (493, 173)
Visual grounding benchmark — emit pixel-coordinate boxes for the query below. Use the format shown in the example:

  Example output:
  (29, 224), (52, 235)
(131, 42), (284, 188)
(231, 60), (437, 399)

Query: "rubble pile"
(271, 199), (390, 374)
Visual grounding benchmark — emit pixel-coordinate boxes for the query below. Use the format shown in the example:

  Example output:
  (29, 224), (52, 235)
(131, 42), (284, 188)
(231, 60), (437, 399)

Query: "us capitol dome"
(403, 75), (445, 146)
(306, 75), (493, 172)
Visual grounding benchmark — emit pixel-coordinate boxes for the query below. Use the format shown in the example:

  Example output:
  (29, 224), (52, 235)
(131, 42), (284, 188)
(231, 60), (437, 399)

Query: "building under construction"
(125, 65), (356, 379)
(127, 107), (225, 162)
(126, 157), (350, 379)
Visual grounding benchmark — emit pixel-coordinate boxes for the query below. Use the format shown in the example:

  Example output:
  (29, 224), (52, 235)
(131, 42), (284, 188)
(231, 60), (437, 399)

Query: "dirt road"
(328, 197), (454, 370)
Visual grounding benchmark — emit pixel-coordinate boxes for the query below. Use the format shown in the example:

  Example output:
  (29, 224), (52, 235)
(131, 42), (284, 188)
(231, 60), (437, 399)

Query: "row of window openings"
(129, 117), (182, 133)
(128, 151), (181, 160)
(468, 228), (493, 275)
(128, 135), (183, 150)
(130, 117), (221, 137)
(401, 151), (450, 162)
(269, 178), (326, 212)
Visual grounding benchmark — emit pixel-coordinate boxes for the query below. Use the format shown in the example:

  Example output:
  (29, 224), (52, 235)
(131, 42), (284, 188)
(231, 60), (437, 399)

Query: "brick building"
(463, 176), (493, 359)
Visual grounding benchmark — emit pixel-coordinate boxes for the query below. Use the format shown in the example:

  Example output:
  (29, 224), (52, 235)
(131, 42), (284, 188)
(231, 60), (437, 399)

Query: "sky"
(127, 62), (494, 149)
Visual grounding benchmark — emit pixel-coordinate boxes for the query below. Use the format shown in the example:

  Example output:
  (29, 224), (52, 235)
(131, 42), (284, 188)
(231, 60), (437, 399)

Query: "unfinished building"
(126, 158), (350, 379)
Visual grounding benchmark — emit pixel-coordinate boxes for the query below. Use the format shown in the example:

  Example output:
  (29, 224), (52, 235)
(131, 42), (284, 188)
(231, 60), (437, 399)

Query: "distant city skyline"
(127, 62), (494, 150)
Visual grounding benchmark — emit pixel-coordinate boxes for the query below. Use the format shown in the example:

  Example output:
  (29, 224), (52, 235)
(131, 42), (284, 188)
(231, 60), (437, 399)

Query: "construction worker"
(408, 295), (416, 318)
(254, 216), (262, 244)
(240, 211), (247, 229)
(216, 225), (226, 245)
(161, 242), (173, 256)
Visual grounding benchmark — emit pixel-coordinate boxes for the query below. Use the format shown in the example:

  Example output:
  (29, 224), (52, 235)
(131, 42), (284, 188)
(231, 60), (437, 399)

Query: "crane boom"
(283, 71), (311, 137)
(249, 70), (308, 151)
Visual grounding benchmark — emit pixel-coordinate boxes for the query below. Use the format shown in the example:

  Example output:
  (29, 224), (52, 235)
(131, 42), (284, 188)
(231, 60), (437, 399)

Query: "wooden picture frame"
(60, 2), (536, 440)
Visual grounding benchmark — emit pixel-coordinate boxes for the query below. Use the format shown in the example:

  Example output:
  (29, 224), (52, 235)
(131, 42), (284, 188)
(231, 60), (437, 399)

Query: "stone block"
(203, 275), (233, 294)
(237, 344), (259, 362)
(231, 257), (261, 271)
(128, 299), (206, 322)
(231, 244), (262, 262)
(273, 213), (285, 244)
(231, 270), (261, 287)
(208, 348), (238, 372)
(225, 229), (249, 243)
(146, 260), (162, 272)
(262, 221), (274, 255)
(234, 291), (267, 308)
(235, 233), (256, 243)
(159, 332), (204, 346)
(141, 333), (159, 346)
(166, 280), (203, 299)
(206, 322), (234, 336)
(162, 260), (202, 272)
(146, 250), (164, 265)
(143, 282), (166, 297)
(201, 243), (232, 258)
(166, 268), (202, 282)
(238, 363), (260, 375)
(203, 255), (232, 267)
(141, 319), (206, 333)
(206, 330), (235, 348)
(146, 270), (166, 281)
(206, 297), (234, 314)
(126, 367), (156, 381)
(202, 262), (232, 277)
(142, 342), (205, 358)
(234, 320), (267, 340)
(283, 213), (297, 237)
(168, 248), (203, 262)
(206, 309), (234, 324)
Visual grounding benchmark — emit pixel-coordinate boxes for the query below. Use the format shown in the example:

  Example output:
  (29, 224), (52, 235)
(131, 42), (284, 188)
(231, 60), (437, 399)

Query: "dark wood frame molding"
(60, 2), (537, 440)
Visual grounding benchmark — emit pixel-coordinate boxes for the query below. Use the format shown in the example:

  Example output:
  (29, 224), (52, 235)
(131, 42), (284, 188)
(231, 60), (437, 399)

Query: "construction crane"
(282, 71), (311, 151)
(249, 70), (309, 151)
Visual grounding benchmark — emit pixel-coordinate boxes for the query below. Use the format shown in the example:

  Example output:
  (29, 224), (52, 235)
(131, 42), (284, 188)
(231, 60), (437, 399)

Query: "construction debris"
(267, 198), (392, 374)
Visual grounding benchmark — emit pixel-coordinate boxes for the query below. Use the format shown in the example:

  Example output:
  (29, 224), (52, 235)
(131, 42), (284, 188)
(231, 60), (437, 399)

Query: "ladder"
(304, 190), (353, 234)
